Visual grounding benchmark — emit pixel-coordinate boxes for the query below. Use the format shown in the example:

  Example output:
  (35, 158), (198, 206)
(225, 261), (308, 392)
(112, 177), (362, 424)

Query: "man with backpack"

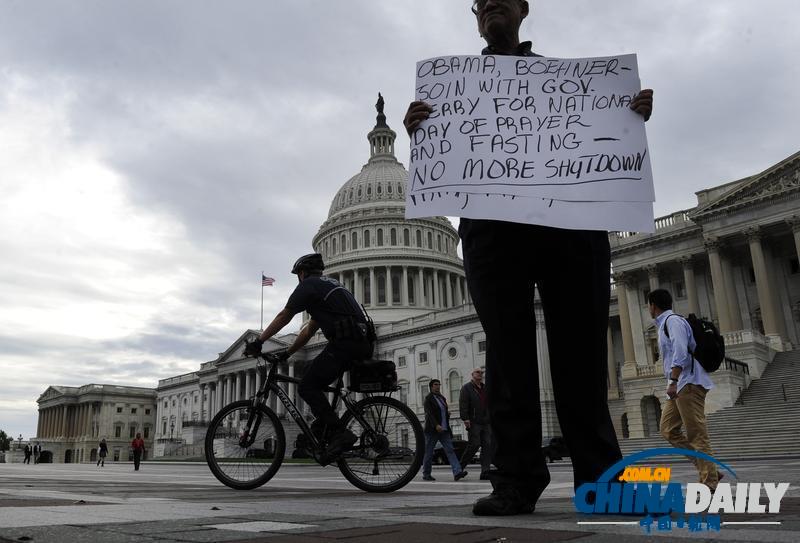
(648, 289), (721, 490)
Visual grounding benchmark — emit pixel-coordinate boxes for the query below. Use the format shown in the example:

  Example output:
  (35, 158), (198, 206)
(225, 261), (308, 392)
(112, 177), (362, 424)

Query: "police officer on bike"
(244, 253), (374, 460)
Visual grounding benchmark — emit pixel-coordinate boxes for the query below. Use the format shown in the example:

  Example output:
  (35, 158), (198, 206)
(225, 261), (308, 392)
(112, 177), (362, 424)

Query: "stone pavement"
(1, 459), (800, 542)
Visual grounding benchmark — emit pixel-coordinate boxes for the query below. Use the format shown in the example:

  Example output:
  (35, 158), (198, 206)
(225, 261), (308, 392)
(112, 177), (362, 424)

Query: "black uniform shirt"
(285, 276), (365, 339)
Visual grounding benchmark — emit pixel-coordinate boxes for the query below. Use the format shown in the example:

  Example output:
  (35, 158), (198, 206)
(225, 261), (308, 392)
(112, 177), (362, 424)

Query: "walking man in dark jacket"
(459, 368), (493, 479)
(421, 379), (468, 481)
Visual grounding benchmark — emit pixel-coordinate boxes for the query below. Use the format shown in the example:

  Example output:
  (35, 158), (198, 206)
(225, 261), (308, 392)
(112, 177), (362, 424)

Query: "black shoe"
(422, 475), (436, 481)
(454, 470), (468, 481)
(326, 429), (357, 457)
(473, 486), (535, 516)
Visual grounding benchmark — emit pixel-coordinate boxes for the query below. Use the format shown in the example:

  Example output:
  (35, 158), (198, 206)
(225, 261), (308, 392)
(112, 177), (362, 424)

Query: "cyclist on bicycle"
(244, 253), (374, 461)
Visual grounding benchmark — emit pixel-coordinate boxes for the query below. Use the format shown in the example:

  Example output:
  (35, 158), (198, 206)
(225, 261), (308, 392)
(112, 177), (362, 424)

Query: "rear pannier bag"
(349, 359), (398, 392)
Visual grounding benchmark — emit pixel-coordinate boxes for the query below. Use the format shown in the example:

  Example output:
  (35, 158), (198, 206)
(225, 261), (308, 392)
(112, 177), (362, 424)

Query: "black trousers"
(133, 449), (142, 470)
(459, 218), (622, 495)
(299, 339), (373, 431)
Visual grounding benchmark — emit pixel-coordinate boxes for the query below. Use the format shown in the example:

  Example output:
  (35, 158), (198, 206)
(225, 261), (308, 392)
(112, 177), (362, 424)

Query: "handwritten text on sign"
(407, 54), (654, 205)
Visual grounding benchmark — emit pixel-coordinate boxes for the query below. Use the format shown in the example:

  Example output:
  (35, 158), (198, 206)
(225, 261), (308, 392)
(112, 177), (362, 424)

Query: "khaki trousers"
(660, 383), (720, 489)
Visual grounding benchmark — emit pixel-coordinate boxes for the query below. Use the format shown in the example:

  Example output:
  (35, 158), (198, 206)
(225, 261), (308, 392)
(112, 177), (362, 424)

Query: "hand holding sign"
(405, 54), (657, 233)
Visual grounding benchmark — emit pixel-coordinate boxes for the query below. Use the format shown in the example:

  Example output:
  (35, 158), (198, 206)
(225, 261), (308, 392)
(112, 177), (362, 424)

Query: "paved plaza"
(1, 459), (800, 542)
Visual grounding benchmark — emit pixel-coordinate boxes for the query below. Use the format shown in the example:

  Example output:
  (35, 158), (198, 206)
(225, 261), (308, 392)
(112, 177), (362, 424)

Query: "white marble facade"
(34, 384), (157, 463)
(155, 102), (800, 452)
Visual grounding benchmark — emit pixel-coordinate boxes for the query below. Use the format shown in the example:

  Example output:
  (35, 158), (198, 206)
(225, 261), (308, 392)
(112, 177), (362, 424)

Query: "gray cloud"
(1, 0), (798, 440)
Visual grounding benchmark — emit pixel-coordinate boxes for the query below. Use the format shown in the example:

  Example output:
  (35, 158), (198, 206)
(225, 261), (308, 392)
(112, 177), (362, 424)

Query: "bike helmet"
(291, 253), (325, 274)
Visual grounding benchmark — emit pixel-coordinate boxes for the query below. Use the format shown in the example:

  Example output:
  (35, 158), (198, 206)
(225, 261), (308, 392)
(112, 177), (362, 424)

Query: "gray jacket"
(459, 381), (489, 425)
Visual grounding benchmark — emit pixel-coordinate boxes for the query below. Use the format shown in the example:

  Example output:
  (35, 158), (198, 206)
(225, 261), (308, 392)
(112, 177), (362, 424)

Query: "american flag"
(262, 275), (275, 287)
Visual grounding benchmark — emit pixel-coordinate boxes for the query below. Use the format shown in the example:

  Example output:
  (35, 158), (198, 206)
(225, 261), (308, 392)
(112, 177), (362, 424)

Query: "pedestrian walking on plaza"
(649, 289), (720, 490)
(97, 438), (108, 467)
(131, 433), (146, 471)
(421, 379), (468, 482)
(33, 442), (40, 464)
(403, 0), (653, 516)
(459, 368), (493, 479)
(23, 444), (31, 464)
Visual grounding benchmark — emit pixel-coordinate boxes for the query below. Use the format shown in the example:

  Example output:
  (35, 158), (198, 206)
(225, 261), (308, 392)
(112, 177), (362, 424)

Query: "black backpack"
(664, 313), (725, 373)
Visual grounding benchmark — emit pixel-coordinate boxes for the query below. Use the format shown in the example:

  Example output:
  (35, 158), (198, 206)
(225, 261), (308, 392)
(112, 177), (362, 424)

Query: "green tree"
(0, 430), (11, 451)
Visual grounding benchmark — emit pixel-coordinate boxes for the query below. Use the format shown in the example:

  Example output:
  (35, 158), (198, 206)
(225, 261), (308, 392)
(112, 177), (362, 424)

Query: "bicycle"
(205, 351), (424, 492)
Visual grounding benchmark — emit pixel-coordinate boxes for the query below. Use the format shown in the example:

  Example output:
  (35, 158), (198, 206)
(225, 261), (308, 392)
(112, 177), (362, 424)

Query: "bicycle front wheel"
(205, 400), (285, 490)
(337, 396), (424, 492)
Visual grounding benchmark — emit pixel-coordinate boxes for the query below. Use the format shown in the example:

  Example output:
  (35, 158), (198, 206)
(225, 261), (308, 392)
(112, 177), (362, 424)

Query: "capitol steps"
(619, 349), (800, 461)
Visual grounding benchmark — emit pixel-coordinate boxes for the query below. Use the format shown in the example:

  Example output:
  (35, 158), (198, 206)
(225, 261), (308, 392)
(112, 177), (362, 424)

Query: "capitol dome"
(312, 94), (468, 323)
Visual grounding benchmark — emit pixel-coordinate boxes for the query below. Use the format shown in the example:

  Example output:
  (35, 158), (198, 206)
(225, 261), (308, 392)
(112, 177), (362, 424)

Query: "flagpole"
(260, 270), (264, 330)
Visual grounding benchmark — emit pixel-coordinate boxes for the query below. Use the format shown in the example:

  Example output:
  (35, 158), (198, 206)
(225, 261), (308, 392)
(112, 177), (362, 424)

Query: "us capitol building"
(151, 97), (800, 458)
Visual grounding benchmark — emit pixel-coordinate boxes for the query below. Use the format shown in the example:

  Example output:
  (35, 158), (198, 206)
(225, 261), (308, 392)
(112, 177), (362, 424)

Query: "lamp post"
(17, 434), (23, 450)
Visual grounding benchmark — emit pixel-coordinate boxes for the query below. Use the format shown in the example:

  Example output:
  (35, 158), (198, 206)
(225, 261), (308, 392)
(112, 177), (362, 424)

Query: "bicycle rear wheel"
(205, 400), (285, 490)
(337, 396), (424, 492)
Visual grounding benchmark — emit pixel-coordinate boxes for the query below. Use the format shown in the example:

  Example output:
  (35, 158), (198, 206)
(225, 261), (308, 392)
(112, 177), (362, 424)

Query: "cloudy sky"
(1, 1), (797, 440)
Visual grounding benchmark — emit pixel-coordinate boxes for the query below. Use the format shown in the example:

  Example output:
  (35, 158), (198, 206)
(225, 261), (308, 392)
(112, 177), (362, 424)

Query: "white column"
(446, 272), (453, 308)
(721, 252), (743, 330)
(198, 384), (205, 421)
(745, 227), (781, 337)
(433, 270), (440, 308)
(607, 327), (619, 398)
(354, 268), (361, 303)
(418, 268), (426, 307)
(704, 237), (733, 333)
(245, 371), (252, 400)
(386, 266), (393, 306)
(613, 273), (637, 370)
(369, 267), (376, 306)
(402, 266), (409, 306)
(645, 264), (659, 292)
(455, 275), (463, 306)
(679, 256), (699, 316)
(788, 216), (800, 263)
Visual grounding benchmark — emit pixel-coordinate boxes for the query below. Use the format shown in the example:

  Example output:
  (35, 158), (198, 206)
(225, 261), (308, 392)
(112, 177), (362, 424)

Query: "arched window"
(390, 228), (397, 245)
(621, 413), (630, 439)
(363, 276), (371, 305)
(352, 232), (358, 250)
(427, 231), (433, 249)
(324, 241), (329, 257)
(416, 230), (422, 247)
(357, 186), (363, 197)
(387, 183), (393, 194)
(377, 273), (386, 304)
(398, 182), (403, 194)
(398, 381), (409, 405)
(332, 237), (337, 255)
(341, 234), (347, 252)
(364, 230), (371, 248)
(437, 234), (442, 252)
(403, 229), (410, 246)
(418, 377), (430, 404)
(367, 185), (372, 196)
(392, 272), (401, 304)
(377, 229), (384, 246)
(407, 274), (415, 304)
(448, 370), (461, 403)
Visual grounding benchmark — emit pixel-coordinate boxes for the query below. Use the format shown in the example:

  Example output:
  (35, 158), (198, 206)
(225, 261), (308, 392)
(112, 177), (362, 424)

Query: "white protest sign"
(409, 192), (655, 233)
(405, 54), (656, 231)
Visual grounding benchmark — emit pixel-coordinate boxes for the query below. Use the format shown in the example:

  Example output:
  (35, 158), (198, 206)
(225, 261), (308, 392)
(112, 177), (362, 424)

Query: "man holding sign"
(404, 0), (652, 516)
